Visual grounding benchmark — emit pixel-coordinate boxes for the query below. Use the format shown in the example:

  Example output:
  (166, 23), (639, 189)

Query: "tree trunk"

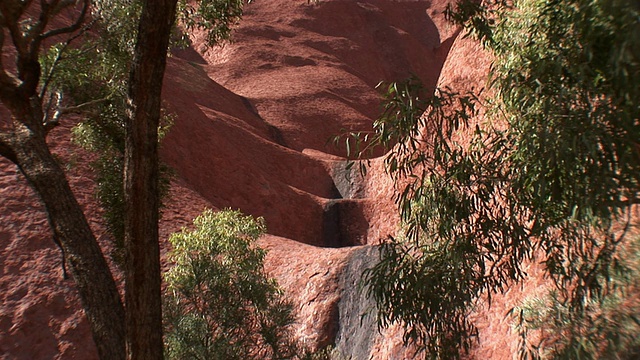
(7, 113), (126, 360)
(0, 3), (128, 358)
(123, 1), (178, 359)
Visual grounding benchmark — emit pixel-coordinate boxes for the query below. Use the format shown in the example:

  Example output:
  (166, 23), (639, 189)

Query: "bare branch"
(0, 2), (28, 55)
(0, 1), (32, 21)
(0, 2), (43, 96)
(40, 0), (89, 40)
(1, 0), (84, 95)
(42, 90), (62, 132)
(0, 28), (14, 92)
(0, 26), (21, 108)
(61, 94), (113, 114)
(43, 91), (114, 134)
(39, 17), (96, 99)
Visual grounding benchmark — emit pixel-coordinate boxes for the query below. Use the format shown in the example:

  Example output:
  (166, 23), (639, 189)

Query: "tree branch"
(0, 1), (30, 55)
(0, 23), (20, 95)
(42, 90), (62, 132)
(43, 92), (114, 134)
(39, 17), (96, 99)
(62, 95), (113, 114)
(39, 0), (89, 40)
(0, 2), (43, 97)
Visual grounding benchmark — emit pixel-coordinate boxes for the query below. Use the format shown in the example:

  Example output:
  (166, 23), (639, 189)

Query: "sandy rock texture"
(0, 0), (539, 359)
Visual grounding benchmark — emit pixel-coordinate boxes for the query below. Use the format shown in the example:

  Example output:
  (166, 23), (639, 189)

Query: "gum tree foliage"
(0, 1), (248, 359)
(513, 237), (640, 359)
(342, 0), (640, 358)
(163, 209), (300, 360)
(54, 0), (246, 262)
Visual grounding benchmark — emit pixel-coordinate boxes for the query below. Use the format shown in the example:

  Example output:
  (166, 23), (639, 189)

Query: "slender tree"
(0, 2), (126, 359)
(123, 1), (178, 359)
(0, 1), (249, 358)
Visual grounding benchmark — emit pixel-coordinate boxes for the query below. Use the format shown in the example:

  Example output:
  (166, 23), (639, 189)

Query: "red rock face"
(161, 0), (458, 247)
(0, 1), (535, 359)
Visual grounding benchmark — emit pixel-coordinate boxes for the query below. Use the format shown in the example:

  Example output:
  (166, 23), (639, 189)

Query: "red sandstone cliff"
(0, 1), (531, 359)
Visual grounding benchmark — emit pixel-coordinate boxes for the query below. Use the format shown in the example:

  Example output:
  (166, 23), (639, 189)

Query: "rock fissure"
(321, 159), (370, 248)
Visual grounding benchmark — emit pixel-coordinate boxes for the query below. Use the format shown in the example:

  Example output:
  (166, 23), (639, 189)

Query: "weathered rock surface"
(0, 0), (539, 359)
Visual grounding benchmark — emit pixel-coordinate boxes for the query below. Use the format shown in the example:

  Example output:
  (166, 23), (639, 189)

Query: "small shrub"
(163, 209), (300, 360)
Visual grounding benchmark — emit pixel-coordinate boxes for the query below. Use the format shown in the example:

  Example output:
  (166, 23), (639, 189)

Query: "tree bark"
(5, 107), (126, 360)
(124, 1), (178, 359)
(0, 2), (126, 359)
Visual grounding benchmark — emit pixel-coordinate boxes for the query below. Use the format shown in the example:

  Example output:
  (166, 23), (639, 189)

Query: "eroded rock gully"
(0, 1), (533, 359)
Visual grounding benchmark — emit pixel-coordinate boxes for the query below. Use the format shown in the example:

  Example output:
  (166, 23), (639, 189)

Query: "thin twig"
(39, 17), (97, 99)
(40, 0), (89, 39)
